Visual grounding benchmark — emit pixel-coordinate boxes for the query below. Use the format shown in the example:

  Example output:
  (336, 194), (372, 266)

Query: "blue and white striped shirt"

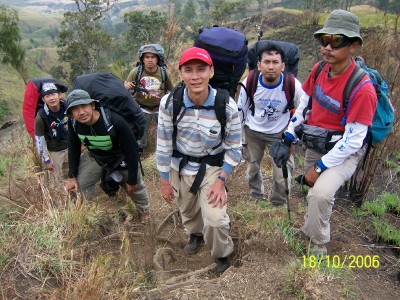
(157, 86), (242, 180)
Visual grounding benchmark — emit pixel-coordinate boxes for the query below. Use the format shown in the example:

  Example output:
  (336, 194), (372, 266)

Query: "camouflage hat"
(66, 89), (98, 113)
(138, 44), (162, 60)
(314, 9), (363, 44)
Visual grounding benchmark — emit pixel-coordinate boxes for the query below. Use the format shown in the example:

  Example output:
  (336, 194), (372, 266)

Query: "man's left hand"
(126, 183), (140, 194)
(304, 167), (320, 187)
(207, 179), (227, 208)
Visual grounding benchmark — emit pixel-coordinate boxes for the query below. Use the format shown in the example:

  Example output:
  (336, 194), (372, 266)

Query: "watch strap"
(217, 175), (228, 183)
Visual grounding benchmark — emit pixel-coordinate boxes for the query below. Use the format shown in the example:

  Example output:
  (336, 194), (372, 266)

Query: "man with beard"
(270, 10), (377, 255)
(238, 43), (306, 206)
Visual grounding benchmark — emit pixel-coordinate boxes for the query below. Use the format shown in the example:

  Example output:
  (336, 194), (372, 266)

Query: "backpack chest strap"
(173, 150), (225, 194)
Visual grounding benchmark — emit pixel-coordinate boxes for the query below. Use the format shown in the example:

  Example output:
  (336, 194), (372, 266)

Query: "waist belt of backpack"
(172, 150), (225, 194)
(137, 101), (160, 111)
(89, 151), (125, 167)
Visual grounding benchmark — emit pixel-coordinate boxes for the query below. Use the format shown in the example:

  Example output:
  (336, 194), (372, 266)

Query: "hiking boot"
(308, 243), (327, 257)
(293, 228), (310, 241)
(139, 211), (151, 224)
(183, 234), (203, 254)
(215, 257), (230, 273)
(271, 202), (288, 209)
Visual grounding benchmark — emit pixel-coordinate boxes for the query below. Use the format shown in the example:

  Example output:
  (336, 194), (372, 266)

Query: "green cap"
(66, 89), (97, 113)
(314, 9), (363, 45)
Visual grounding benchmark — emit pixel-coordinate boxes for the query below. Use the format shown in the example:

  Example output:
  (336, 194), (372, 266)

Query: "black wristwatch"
(218, 175), (228, 183)
(314, 164), (323, 174)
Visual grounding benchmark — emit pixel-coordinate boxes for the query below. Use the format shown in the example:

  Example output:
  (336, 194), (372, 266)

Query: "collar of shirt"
(183, 85), (216, 107)
(258, 72), (283, 89)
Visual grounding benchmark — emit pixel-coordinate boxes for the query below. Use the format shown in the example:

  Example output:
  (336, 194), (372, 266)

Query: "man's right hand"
(269, 135), (292, 168)
(160, 178), (174, 204)
(66, 178), (78, 194)
(124, 81), (135, 91)
(44, 160), (54, 170)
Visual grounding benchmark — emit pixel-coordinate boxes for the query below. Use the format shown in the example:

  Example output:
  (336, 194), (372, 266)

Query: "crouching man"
(65, 89), (150, 221)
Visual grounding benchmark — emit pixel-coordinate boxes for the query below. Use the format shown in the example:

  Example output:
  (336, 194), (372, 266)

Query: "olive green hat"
(66, 89), (98, 113)
(314, 9), (363, 45)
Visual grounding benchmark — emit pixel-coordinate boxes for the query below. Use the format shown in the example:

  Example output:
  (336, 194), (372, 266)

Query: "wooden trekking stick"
(282, 163), (291, 223)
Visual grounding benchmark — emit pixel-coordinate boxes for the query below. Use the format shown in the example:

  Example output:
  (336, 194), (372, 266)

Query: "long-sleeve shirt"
(68, 111), (140, 185)
(157, 86), (242, 180)
(286, 60), (377, 169)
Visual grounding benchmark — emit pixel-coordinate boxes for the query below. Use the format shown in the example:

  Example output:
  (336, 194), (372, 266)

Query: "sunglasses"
(318, 34), (352, 49)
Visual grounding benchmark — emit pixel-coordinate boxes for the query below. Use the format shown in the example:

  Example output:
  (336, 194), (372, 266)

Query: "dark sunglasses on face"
(318, 34), (352, 49)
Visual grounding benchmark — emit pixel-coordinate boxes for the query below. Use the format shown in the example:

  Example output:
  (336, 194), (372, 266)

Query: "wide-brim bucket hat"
(314, 9), (363, 45)
(66, 89), (98, 114)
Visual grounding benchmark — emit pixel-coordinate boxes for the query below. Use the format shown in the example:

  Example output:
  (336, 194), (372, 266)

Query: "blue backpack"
(342, 57), (395, 144)
(314, 57), (395, 145)
(194, 25), (248, 98)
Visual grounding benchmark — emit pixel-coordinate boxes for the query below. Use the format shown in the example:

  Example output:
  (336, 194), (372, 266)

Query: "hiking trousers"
(48, 149), (68, 187)
(170, 166), (234, 259)
(303, 147), (366, 245)
(244, 126), (294, 205)
(138, 113), (158, 149)
(76, 151), (150, 213)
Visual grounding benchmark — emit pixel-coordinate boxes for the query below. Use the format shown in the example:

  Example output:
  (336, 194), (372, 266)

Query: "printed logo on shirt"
(258, 98), (282, 121)
(140, 76), (162, 99)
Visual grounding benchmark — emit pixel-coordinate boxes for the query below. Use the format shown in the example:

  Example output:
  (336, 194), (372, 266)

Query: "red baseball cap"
(179, 47), (213, 68)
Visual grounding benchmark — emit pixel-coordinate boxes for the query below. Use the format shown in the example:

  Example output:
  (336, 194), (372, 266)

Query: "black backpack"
(72, 72), (145, 140)
(247, 40), (300, 76)
(194, 25), (248, 98)
(134, 44), (168, 94)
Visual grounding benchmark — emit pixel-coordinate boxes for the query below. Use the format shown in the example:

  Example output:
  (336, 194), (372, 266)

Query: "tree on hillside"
(0, 5), (27, 84)
(57, 0), (117, 82)
(209, 0), (247, 23)
(123, 10), (167, 61)
(182, 0), (197, 25)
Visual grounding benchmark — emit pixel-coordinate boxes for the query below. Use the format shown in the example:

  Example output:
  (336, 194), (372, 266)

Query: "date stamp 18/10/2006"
(303, 255), (380, 269)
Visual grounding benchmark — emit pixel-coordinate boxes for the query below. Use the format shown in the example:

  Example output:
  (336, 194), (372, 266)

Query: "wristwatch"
(314, 164), (323, 174)
(217, 175), (228, 183)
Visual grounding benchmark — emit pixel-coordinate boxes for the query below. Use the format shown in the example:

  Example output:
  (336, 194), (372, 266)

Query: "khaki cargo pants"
(303, 147), (366, 245)
(170, 166), (234, 258)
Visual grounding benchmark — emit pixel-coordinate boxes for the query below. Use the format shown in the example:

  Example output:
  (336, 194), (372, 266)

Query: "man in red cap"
(156, 47), (242, 273)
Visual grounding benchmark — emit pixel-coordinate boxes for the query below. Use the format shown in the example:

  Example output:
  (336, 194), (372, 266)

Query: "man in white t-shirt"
(238, 43), (307, 206)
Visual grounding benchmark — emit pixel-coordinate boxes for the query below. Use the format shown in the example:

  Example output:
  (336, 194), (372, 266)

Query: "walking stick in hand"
(282, 163), (291, 223)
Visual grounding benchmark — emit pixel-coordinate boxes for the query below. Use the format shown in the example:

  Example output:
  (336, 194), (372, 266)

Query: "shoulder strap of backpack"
(342, 64), (366, 110)
(164, 82), (185, 150)
(135, 64), (144, 85)
(301, 60), (327, 119)
(37, 106), (54, 138)
(283, 72), (295, 113)
(99, 106), (116, 137)
(246, 69), (260, 116)
(160, 66), (168, 92)
(214, 88), (230, 143)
